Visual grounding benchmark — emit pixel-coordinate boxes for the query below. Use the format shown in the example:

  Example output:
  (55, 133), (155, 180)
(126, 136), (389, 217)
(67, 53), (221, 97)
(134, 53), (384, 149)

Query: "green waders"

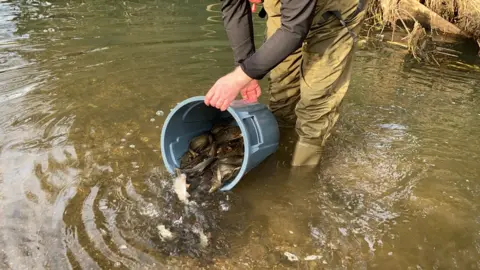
(262, 0), (366, 166)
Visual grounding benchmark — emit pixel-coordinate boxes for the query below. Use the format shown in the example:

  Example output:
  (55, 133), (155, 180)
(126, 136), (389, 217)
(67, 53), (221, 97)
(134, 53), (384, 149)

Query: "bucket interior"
(162, 100), (249, 189)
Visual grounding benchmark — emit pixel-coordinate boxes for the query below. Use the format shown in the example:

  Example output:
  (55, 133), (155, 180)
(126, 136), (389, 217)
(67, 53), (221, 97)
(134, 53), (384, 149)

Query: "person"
(204, 0), (366, 167)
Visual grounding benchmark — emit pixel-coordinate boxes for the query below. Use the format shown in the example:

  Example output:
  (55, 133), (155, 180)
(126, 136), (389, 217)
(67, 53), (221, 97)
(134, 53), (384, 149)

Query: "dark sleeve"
(221, 0), (256, 66)
(240, 0), (317, 80)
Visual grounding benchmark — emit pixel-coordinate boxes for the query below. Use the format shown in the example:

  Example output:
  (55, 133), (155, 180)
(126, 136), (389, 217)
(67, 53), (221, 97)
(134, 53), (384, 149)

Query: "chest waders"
(257, 0), (367, 166)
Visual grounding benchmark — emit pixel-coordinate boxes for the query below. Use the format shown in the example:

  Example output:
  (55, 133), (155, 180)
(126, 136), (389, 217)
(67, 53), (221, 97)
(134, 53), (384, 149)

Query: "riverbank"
(365, 0), (480, 58)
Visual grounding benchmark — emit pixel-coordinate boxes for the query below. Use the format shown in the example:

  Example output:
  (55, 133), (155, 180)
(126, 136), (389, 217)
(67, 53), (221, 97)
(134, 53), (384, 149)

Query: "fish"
(213, 125), (242, 144)
(188, 133), (212, 157)
(188, 168), (213, 195)
(208, 163), (240, 193)
(211, 124), (226, 135)
(217, 155), (243, 166)
(176, 122), (245, 197)
(205, 141), (217, 157)
(183, 156), (216, 176)
(216, 139), (244, 158)
(180, 151), (194, 168)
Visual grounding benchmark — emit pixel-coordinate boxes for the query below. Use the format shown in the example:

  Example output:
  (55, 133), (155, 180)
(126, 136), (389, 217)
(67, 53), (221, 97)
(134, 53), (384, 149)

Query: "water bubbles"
(157, 224), (174, 241)
(156, 110), (164, 116)
(304, 255), (322, 261)
(129, 144), (135, 149)
(173, 217), (183, 226)
(194, 229), (209, 248)
(139, 203), (159, 217)
(364, 235), (376, 251)
(150, 118), (155, 122)
(121, 138), (126, 142)
(284, 252), (299, 261)
(388, 252), (393, 256)
(119, 245), (127, 250)
(219, 202), (229, 211)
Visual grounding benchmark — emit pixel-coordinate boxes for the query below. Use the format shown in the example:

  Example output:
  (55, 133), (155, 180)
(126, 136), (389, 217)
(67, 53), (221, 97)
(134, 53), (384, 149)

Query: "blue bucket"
(160, 96), (279, 191)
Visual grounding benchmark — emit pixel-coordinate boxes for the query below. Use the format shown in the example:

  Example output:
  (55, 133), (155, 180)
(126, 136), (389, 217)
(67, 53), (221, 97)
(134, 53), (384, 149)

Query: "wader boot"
(262, 0), (366, 166)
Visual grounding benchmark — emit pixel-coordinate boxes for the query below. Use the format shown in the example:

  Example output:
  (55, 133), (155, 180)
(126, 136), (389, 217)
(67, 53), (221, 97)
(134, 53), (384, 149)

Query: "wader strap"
(322, 10), (358, 42)
(321, 0), (366, 42)
(346, 0), (366, 22)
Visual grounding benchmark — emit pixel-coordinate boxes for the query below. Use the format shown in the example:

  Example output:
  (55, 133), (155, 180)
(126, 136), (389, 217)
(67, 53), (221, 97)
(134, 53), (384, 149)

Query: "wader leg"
(291, 2), (366, 167)
(263, 0), (302, 128)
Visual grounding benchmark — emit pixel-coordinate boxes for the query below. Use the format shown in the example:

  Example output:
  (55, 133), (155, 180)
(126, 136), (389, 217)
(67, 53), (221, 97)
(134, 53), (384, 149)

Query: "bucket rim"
(160, 96), (251, 192)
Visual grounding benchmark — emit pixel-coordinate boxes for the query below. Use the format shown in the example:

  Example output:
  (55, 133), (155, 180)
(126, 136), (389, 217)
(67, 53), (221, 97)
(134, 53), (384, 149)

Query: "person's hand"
(249, 0), (262, 12)
(205, 66), (252, 111)
(240, 79), (261, 103)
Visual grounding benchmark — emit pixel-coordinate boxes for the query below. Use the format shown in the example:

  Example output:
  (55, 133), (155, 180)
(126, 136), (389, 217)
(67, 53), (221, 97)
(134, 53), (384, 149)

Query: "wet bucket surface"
(160, 96), (279, 191)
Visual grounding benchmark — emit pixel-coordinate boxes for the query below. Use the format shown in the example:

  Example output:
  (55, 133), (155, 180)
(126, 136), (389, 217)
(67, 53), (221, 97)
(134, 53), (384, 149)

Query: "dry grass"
(456, 0), (480, 39)
(424, 0), (457, 19)
(365, 0), (479, 57)
(423, 0), (480, 39)
(367, 0), (397, 26)
(366, 0), (480, 39)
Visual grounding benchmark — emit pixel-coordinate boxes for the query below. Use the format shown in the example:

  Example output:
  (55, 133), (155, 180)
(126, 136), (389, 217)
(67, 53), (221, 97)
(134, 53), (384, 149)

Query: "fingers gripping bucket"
(161, 96), (279, 191)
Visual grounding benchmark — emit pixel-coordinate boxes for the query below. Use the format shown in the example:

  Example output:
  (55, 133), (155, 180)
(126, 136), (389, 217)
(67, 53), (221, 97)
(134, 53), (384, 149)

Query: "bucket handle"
(242, 115), (263, 153)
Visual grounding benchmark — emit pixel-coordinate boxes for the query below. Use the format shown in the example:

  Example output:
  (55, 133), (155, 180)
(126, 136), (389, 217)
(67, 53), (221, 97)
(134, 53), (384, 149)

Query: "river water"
(1, 0), (480, 269)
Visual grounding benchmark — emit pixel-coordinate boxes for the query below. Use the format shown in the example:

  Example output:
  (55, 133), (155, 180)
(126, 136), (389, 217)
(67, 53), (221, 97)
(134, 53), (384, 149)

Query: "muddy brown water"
(1, 0), (480, 269)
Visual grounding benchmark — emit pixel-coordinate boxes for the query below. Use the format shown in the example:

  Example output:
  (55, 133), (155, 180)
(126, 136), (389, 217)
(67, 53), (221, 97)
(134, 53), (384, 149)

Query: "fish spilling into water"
(173, 168), (190, 203)
(174, 123), (244, 201)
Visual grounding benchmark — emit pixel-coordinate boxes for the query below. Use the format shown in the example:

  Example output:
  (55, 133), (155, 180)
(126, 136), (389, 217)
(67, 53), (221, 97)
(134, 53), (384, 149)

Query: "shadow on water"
(1, 0), (480, 269)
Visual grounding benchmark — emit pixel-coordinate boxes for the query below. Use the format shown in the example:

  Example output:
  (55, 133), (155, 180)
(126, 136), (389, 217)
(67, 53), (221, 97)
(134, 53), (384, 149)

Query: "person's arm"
(221, 0), (256, 66)
(239, 0), (317, 80)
